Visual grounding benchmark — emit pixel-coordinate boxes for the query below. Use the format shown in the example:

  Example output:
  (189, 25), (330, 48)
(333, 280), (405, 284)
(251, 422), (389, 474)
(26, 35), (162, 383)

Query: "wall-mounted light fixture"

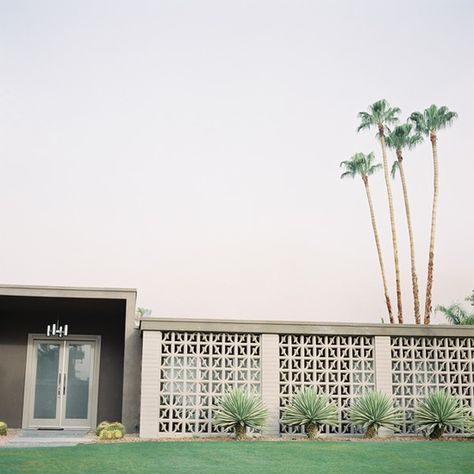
(46, 320), (69, 337)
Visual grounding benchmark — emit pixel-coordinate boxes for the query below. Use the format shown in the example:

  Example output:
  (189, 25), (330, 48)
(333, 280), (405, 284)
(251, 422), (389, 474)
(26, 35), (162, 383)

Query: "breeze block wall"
(139, 319), (474, 438)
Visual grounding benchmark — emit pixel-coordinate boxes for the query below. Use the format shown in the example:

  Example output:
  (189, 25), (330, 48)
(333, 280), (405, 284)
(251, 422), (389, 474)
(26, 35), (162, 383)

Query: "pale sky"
(1, 0), (473, 324)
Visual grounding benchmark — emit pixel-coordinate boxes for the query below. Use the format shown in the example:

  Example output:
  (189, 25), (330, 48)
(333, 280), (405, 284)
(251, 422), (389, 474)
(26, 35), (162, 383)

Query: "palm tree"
(466, 291), (474, 309)
(436, 303), (474, 325)
(386, 124), (423, 324)
(340, 152), (394, 323)
(358, 100), (403, 323)
(409, 105), (458, 325)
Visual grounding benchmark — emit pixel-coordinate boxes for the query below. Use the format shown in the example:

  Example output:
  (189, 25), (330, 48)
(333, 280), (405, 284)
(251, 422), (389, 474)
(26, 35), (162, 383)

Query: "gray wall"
(0, 295), (126, 428)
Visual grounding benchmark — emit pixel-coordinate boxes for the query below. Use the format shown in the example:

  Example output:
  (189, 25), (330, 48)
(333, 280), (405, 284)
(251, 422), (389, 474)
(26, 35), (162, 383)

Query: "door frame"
(22, 334), (101, 430)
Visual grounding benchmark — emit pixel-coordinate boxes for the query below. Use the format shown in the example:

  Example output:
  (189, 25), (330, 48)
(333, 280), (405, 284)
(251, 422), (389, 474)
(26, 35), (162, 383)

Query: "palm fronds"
(409, 105), (458, 135)
(386, 124), (423, 151)
(340, 152), (381, 180)
(357, 99), (400, 134)
(436, 303), (474, 325)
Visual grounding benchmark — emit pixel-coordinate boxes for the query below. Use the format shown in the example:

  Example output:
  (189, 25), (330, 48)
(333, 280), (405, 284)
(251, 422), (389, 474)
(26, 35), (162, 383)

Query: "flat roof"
(0, 284), (137, 299)
(140, 317), (474, 337)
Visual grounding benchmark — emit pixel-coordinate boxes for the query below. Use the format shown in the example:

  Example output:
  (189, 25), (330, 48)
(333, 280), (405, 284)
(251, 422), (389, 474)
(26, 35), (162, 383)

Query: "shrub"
(96, 421), (110, 436)
(106, 422), (125, 436)
(213, 388), (267, 440)
(96, 421), (125, 440)
(415, 390), (467, 439)
(349, 391), (402, 438)
(281, 387), (338, 439)
(0, 421), (7, 436)
(99, 428), (123, 440)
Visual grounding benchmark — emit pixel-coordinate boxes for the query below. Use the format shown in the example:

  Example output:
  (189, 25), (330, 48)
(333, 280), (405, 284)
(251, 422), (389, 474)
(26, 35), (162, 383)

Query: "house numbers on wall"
(46, 320), (69, 337)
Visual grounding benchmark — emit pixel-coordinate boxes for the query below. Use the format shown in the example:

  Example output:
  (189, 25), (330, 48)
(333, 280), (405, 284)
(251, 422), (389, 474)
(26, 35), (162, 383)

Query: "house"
(0, 285), (140, 433)
(1, 284), (473, 438)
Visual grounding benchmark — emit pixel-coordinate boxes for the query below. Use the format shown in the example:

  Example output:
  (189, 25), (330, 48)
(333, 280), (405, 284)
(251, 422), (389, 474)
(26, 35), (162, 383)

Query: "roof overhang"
(140, 317), (474, 337)
(0, 284), (137, 300)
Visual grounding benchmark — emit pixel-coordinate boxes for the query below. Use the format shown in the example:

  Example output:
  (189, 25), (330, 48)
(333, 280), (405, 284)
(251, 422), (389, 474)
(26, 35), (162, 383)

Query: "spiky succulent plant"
(349, 391), (402, 438)
(466, 416), (474, 435)
(213, 388), (267, 440)
(415, 390), (467, 438)
(281, 387), (338, 439)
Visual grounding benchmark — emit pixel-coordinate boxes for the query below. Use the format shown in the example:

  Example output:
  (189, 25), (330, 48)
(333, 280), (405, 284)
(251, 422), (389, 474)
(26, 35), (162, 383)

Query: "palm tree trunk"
(424, 132), (439, 325)
(379, 126), (403, 323)
(363, 177), (394, 323)
(397, 151), (421, 324)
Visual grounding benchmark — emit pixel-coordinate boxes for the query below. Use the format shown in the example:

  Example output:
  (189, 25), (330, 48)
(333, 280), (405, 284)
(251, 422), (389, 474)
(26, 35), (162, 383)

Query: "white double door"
(25, 336), (100, 429)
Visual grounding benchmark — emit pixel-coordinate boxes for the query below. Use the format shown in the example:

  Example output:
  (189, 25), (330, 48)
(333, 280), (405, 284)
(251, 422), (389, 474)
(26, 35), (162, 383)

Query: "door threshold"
(37, 428), (64, 431)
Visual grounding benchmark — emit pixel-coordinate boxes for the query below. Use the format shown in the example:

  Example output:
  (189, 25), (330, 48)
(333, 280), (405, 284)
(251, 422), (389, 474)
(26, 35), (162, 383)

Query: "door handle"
(57, 373), (62, 397)
(63, 373), (67, 396)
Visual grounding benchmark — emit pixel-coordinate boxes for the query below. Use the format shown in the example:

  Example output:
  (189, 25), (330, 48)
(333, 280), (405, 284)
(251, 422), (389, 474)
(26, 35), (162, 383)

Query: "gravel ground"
(3, 429), (472, 446)
(87, 433), (474, 444)
(0, 430), (20, 446)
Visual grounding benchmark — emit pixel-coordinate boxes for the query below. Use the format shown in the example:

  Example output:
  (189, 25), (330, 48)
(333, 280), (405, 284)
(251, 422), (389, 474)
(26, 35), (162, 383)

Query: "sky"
(1, 0), (473, 324)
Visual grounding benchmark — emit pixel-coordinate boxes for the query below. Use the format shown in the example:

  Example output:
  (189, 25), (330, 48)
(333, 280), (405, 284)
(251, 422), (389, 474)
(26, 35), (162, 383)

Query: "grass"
(0, 440), (473, 473)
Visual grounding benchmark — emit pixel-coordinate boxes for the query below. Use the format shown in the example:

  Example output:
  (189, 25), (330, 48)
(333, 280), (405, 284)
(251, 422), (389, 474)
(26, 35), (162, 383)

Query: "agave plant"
(415, 390), (467, 439)
(349, 391), (402, 438)
(281, 387), (338, 439)
(213, 388), (267, 440)
(466, 416), (474, 435)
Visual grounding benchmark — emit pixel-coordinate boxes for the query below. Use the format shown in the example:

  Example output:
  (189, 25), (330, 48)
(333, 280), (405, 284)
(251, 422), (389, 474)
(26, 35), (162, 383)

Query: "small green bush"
(0, 421), (7, 436)
(213, 388), (267, 440)
(96, 421), (125, 439)
(349, 391), (402, 438)
(99, 428), (124, 440)
(96, 421), (110, 436)
(415, 390), (467, 439)
(281, 387), (338, 439)
(106, 422), (125, 436)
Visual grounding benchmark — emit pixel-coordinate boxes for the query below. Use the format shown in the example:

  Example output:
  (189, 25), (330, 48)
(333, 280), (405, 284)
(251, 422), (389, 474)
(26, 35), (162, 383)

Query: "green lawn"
(0, 441), (473, 473)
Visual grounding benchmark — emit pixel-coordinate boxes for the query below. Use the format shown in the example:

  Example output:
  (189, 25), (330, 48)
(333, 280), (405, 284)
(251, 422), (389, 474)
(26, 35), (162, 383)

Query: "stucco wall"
(0, 296), (126, 428)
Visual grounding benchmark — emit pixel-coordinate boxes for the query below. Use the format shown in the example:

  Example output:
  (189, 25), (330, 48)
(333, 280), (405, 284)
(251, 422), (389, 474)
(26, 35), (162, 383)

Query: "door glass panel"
(65, 343), (92, 419)
(33, 343), (60, 419)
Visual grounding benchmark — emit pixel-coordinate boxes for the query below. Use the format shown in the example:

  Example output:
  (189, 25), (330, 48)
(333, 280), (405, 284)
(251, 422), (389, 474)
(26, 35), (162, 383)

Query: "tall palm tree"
(340, 152), (394, 323)
(409, 105), (458, 325)
(386, 124), (423, 324)
(358, 100), (403, 323)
